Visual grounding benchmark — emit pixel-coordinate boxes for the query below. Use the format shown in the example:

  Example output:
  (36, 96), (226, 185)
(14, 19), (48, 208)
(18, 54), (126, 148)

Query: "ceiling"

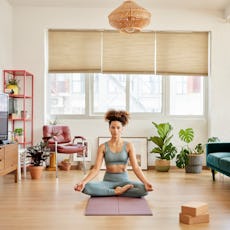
(7, 0), (230, 12)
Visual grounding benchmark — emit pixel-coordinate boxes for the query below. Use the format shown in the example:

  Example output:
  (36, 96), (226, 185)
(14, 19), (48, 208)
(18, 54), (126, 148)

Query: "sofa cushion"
(219, 157), (230, 171)
(207, 152), (230, 167)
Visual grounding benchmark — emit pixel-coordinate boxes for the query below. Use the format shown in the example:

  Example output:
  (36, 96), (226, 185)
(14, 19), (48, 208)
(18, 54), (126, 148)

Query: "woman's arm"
(74, 143), (105, 191)
(127, 142), (153, 191)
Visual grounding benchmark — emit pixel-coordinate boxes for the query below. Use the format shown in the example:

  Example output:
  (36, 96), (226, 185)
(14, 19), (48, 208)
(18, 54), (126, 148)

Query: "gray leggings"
(82, 172), (148, 197)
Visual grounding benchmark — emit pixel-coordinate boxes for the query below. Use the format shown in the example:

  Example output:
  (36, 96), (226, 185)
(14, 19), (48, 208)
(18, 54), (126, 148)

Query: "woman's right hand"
(74, 181), (85, 192)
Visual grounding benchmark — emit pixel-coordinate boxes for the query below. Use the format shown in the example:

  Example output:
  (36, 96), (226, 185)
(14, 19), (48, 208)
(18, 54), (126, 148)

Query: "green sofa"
(206, 143), (230, 181)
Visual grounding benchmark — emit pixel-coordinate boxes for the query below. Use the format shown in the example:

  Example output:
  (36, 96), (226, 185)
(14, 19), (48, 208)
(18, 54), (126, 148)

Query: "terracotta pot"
(29, 166), (44, 179)
(21, 110), (28, 119)
(155, 159), (171, 172)
(60, 162), (71, 171)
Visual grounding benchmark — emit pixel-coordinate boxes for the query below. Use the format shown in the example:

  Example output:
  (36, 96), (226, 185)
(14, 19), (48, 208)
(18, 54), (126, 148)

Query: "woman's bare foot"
(114, 184), (134, 195)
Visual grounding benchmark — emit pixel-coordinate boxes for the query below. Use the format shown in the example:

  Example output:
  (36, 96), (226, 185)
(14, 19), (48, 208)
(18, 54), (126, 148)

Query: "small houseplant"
(208, 136), (220, 143)
(14, 128), (23, 142)
(59, 158), (71, 171)
(6, 77), (19, 94)
(26, 141), (50, 179)
(149, 122), (177, 172)
(176, 128), (204, 173)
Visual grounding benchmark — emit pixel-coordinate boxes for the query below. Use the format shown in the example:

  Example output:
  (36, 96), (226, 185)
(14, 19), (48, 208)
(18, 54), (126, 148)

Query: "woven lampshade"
(108, 0), (151, 33)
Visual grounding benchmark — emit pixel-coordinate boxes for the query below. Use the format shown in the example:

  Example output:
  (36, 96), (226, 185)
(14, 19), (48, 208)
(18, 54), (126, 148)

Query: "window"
(93, 74), (126, 113)
(47, 30), (208, 117)
(129, 75), (162, 113)
(48, 73), (85, 115)
(46, 73), (204, 117)
(92, 74), (162, 113)
(169, 76), (204, 115)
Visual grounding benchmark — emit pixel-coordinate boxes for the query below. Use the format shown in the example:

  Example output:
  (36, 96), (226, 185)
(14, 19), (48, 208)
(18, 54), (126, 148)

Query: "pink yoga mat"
(85, 197), (152, 216)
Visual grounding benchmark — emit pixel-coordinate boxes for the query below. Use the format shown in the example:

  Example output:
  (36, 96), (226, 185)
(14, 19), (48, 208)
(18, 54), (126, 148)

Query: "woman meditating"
(74, 110), (153, 197)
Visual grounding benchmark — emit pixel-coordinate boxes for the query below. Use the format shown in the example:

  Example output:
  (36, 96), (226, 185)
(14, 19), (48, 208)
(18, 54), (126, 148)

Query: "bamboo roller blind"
(102, 31), (155, 73)
(48, 30), (208, 76)
(49, 30), (101, 72)
(156, 32), (208, 76)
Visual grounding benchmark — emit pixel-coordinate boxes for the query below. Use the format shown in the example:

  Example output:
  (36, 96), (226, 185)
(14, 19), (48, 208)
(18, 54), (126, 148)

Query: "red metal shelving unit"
(3, 70), (34, 148)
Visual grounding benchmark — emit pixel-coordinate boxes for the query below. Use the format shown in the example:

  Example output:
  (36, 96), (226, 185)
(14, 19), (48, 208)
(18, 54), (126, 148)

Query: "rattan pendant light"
(108, 0), (151, 33)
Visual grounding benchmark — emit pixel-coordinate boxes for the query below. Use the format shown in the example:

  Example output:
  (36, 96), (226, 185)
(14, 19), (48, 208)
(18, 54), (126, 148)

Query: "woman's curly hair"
(105, 110), (130, 126)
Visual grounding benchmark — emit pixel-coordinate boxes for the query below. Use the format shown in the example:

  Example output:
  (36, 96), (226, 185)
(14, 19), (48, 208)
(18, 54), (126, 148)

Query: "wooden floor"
(0, 169), (230, 230)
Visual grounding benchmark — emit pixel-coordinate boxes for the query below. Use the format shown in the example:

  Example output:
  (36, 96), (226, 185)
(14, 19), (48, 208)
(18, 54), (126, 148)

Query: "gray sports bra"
(104, 142), (128, 165)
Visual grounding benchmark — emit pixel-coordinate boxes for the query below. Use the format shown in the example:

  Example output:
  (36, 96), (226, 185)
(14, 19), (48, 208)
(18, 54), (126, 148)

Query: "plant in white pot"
(176, 128), (204, 173)
(149, 122), (177, 172)
(26, 141), (50, 179)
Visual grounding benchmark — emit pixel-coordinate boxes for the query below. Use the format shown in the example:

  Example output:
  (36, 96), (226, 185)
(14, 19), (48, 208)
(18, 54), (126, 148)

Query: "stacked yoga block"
(179, 202), (209, 225)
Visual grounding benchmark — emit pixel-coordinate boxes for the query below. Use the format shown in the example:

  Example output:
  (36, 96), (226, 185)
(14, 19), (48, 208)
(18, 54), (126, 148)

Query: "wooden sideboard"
(0, 143), (18, 182)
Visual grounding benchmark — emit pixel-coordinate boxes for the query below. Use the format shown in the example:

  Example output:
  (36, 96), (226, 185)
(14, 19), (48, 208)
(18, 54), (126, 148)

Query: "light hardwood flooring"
(0, 168), (230, 230)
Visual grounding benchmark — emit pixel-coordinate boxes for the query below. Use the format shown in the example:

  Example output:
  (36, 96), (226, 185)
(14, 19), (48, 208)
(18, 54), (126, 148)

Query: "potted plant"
(149, 122), (177, 172)
(59, 158), (71, 171)
(207, 136), (220, 143)
(14, 128), (23, 143)
(6, 77), (19, 95)
(26, 141), (50, 179)
(176, 128), (204, 173)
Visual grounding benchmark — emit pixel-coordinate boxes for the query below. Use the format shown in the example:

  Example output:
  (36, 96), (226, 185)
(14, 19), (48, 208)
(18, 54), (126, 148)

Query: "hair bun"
(105, 110), (130, 126)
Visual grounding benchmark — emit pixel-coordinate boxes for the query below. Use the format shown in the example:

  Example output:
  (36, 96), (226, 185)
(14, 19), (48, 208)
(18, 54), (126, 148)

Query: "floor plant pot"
(155, 159), (170, 172)
(60, 161), (71, 171)
(185, 155), (203, 173)
(29, 166), (44, 179)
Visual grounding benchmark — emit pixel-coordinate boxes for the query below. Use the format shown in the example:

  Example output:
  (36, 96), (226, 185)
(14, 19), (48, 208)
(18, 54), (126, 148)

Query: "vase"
(6, 85), (19, 95)
(21, 110), (28, 119)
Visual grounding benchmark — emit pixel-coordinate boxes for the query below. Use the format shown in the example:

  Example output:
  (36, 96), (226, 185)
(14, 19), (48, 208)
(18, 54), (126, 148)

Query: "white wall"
(0, 0), (13, 89)
(5, 4), (230, 165)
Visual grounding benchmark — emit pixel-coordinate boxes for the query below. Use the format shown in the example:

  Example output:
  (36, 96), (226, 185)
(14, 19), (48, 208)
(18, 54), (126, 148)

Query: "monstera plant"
(176, 128), (204, 173)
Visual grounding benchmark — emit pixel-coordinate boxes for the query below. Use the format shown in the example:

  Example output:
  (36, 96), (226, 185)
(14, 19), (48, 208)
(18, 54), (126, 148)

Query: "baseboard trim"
(147, 166), (210, 170)
(69, 165), (210, 171)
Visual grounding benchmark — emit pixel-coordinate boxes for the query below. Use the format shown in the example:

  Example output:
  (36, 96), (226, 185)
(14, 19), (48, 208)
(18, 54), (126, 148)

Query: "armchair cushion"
(57, 143), (85, 155)
(43, 125), (71, 144)
(207, 152), (230, 167)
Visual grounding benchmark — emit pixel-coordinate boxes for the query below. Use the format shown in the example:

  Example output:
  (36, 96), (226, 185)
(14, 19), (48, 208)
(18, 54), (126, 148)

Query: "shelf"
(9, 94), (32, 99)
(3, 69), (34, 148)
(3, 70), (33, 76)
(9, 118), (32, 121)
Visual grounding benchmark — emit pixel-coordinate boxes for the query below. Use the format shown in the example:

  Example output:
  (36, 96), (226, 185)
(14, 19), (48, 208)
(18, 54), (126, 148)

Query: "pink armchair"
(43, 125), (87, 177)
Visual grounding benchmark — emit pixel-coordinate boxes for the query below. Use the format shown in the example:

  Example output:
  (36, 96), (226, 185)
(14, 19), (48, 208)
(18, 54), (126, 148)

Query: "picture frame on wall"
(98, 137), (148, 170)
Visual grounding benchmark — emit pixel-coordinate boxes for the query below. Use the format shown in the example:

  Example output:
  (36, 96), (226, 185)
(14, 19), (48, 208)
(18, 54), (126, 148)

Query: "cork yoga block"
(179, 212), (210, 225)
(181, 201), (209, 217)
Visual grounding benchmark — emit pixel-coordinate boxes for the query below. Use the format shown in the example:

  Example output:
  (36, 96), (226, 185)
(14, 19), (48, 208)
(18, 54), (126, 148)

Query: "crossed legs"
(82, 172), (147, 197)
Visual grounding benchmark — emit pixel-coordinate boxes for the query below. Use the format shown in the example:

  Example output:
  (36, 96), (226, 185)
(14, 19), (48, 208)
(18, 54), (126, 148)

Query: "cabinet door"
(0, 147), (5, 172)
(5, 144), (18, 170)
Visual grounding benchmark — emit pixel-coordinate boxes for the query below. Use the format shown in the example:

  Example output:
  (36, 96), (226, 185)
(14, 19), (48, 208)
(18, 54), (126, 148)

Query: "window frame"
(45, 73), (207, 120)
